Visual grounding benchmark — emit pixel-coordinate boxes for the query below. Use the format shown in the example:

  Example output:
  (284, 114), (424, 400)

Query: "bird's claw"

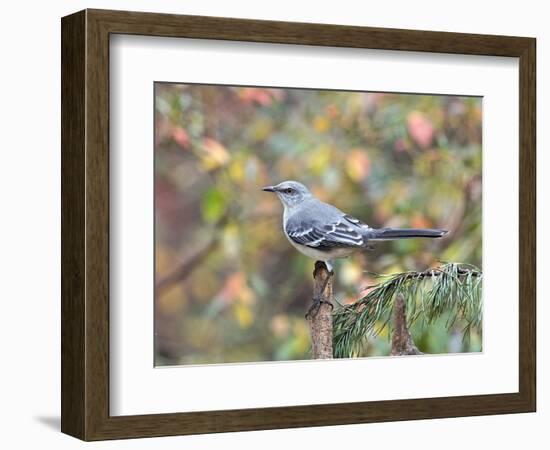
(305, 298), (333, 319)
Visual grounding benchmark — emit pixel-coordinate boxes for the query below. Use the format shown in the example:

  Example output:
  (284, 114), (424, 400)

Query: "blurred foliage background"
(154, 83), (482, 366)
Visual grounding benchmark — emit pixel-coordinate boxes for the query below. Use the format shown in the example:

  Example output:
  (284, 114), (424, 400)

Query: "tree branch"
(155, 214), (230, 295)
(307, 261), (333, 359)
(390, 294), (422, 356)
(155, 238), (219, 295)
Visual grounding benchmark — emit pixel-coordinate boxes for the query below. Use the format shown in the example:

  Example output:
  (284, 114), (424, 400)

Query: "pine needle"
(332, 263), (482, 358)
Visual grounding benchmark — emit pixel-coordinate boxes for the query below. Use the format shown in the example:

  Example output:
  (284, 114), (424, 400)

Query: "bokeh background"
(154, 83), (482, 366)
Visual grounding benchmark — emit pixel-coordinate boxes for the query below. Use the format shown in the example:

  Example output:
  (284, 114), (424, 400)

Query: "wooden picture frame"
(61, 8), (536, 441)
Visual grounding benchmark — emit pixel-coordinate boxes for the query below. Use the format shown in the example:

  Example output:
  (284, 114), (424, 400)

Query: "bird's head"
(262, 180), (312, 209)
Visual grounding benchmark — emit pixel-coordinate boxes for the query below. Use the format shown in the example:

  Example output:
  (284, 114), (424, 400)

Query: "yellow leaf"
(376, 321), (389, 338)
(291, 320), (311, 353)
(200, 138), (230, 170)
(313, 116), (330, 133)
(233, 303), (253, 328)
(308, 145), (332, 175)
(228, 158), (245, 182)
(340, 261), (362, 285)
(252, 118), (273, 140)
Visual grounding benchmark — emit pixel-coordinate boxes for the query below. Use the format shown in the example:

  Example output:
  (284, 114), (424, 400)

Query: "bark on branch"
(307, 261), (333, 359)
(390, 294), (422, 356)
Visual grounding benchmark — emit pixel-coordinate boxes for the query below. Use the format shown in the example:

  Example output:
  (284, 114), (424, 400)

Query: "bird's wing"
(285, 215), (365, 250)
(342, 214), (370, 228)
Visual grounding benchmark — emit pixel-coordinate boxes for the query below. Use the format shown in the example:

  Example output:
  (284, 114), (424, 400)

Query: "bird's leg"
(306, 298), (331, 320)
(306, 261), (334, 319)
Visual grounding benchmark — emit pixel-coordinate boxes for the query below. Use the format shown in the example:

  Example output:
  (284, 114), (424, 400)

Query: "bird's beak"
(262, 186), (276, 192)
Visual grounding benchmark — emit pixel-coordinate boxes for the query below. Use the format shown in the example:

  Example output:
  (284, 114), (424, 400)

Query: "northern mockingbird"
(262, 180), (447, 274)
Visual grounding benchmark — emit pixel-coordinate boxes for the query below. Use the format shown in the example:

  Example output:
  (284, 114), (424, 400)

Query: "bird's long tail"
(368, 227), (448, 241)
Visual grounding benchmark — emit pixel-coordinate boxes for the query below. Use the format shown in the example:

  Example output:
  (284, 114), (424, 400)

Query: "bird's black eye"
(285, 188), (293, 194)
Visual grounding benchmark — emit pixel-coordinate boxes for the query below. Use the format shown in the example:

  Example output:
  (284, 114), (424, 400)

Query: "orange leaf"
(410, 213), (432, 229)
(345, 149), (371, 182)
(407, 111), (435, 149)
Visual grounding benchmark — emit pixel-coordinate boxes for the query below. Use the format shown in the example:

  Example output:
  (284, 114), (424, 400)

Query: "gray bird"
(262, 180), (447, 274)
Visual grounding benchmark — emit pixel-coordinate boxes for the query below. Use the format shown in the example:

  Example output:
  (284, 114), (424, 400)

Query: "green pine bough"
(332, 263), (483, 359)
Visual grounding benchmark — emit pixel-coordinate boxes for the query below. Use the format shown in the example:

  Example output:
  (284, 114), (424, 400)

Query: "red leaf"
(172, 126), (190, 149)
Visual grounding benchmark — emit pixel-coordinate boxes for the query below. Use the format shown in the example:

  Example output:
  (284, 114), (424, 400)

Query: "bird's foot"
(307, 261), (334, 319)
(305, 298), (334, 320)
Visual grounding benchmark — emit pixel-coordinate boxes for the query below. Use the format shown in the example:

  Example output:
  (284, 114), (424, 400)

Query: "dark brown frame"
(61, 8), (536, 441)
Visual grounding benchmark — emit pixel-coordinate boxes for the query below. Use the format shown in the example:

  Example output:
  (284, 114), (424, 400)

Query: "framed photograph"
(61, 9), (536, 440)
